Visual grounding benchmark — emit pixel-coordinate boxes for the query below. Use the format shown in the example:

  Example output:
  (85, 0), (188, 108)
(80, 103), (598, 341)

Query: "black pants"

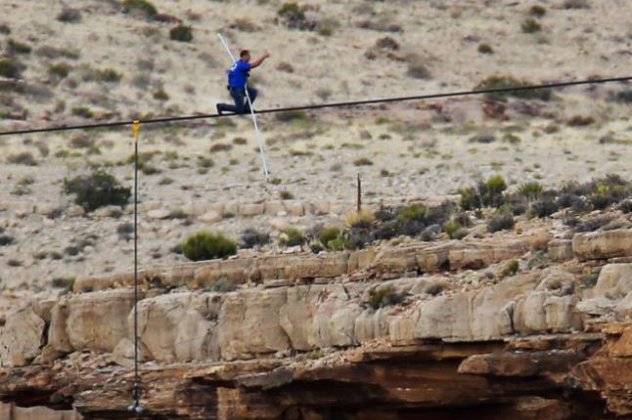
(218, 87), (258, 114)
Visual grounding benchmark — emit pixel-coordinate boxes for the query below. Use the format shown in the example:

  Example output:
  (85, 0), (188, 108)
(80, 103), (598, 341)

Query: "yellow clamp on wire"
(132, 120), (141, 143)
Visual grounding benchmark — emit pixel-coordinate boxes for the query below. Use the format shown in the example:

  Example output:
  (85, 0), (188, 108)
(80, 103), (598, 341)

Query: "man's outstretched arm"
(250, 51), (271, 69)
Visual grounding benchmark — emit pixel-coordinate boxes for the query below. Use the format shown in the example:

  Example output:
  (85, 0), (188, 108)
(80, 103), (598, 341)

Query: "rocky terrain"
(1, 0), (632, 418)
(2, 217), (632, 418)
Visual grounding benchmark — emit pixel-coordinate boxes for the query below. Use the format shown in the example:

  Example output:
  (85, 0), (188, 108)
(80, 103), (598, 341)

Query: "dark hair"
(240, 50), (250, 58)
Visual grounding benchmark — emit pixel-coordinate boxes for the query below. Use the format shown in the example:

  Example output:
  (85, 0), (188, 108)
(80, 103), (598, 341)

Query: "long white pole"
(217, 33), (270, 180)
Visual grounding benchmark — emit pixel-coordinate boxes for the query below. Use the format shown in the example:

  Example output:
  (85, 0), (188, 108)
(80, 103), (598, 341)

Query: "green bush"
(278, 2), (307, 29)
(279, 227), (307, 247)
(7, 152), (37, 166)
(0, 58), (22, 79)
(57, 8), (82, 23)
(275, 110), (309, 122)
(354, 157), (373, 166)
(241, 228), (270, 249)
(280, 190), (294, 200)
(48, 63), (71, 79)
(530, 5), (546, 17)
(170, 26), (193, 42)
(63, 170), (131, 212)
(442, 220), (466, 239)
(98, 68), (122, 83)
(488, 212), (515, 233)
(614, 90), (632, 104)
(397, 203), (427, 224)
(8, 39), (31, 55)
(478, 43), (494, 54)
(182, 231), (237, 261)
(501, 260), (520, 277)
(521, 18), (542, 33)
(124, 0), (158, 20)
(72, 107), (94, 119)
(517, 182), (543, 200)
(153, 89), (169, 100)
(475, 75), (551, 101)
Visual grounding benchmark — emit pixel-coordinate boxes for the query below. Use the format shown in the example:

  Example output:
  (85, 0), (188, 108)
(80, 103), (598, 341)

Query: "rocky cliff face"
(1, 226), (632, 419)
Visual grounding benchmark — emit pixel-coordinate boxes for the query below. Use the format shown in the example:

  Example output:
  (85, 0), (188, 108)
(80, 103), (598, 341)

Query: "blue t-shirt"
(228, 60), (251, 89)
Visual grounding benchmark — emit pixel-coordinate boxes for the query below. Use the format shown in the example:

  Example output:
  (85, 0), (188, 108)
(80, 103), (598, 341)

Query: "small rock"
(147, 209), (170, 220)
(199, 211), (222, 223)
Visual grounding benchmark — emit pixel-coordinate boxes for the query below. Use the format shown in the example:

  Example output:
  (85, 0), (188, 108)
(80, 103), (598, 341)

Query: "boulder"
(0, 306), (45, 367)
(218, 288), (289, 360)
(199, 211), (222, 223)
(448, 241), (526, 271)
(147, 208), (171, 220)
(240, 203), (265, 217)
(135, 292), (221, 363)
(62, 290), (135, 353)
(593, 264), (632, 299)
(543, 295), (582, 332)
(573, 229), (632, 260)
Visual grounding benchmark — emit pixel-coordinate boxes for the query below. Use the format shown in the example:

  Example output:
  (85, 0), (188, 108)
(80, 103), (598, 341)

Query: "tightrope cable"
(0, 76), (629, 137)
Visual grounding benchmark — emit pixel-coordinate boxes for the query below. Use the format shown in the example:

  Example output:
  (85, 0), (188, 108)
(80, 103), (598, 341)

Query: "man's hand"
(251, 51), (271, 68)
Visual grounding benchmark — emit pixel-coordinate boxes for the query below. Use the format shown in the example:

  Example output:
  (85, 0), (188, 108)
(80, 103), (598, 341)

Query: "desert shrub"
(501, 259), (520, 277)
(0, 58), (22, 79)
(51, 277), (75, 291)
(70, 133), (94, 149)
(614, 90), (632, 104)
(318, 226), (350, 251)
(7, 151), (37, 166)
(63, 170), (131, 211)
(442, 220), (466, 239)
(368, 286), (403, 310)
(182, 231), (237, 261)
(357, 17), (402, 33)
(124, 0), (158, 19)
(230, 18), (259, 32)
(521, 18), (542, 33)
(277, 2), (309, 29)
(316, 17), (340, 36)
(210, 143), (232, 153)
(279, 227), (307, 247)
(517, 182), (543, 200)
(275, 110), (308, 122)
(117, 222), (134, 240)
(478, 43), (494, 54)
(530, 199), (559, 218)
(57, 8), (82, 23)
(406, 54), (431, 79)
(488, 212), (514, 233)
(397, 203), (427, 224)
(277, 62), (294, 73)
(376, 36), (400, 51)
(563, 0), (590, 9)
(0, 24), (10, 34)
(567, 115), (595, 127)
(503, 133), (522, 144)
(98, 68), (122, 83)
(482, 175), (507, 207)
(170, 26), (193, 42)
(617, 200), (632, 214)
(241, 228), (270, 248)
(48, 63), (71, 79)
(153, 89), (169, 100)
(8, 39), (31, 55)
(469, 133), (495, 143)
(72, 107), (94, 119)
(475, 75), (551, 101)
(347, 211), (375, 229)
(530, 5), (547, 17)
(0, 234), (15, 246)
(354, 157), (373, 166)
(280, 190), (294, 200)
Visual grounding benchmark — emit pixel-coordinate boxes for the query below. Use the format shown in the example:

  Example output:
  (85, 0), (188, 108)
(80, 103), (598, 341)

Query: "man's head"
(240, 50), (251, 62)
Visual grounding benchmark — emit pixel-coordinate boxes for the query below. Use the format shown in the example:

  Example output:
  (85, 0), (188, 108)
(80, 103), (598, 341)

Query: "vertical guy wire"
(131, 120), (141, 411)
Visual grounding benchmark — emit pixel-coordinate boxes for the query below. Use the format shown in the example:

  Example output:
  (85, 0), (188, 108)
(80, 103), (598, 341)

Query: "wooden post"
(357, 173), (362, 213)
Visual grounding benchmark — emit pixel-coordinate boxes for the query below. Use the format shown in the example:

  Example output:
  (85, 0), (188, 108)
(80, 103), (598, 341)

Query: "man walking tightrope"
(217, 49), (270, 115)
